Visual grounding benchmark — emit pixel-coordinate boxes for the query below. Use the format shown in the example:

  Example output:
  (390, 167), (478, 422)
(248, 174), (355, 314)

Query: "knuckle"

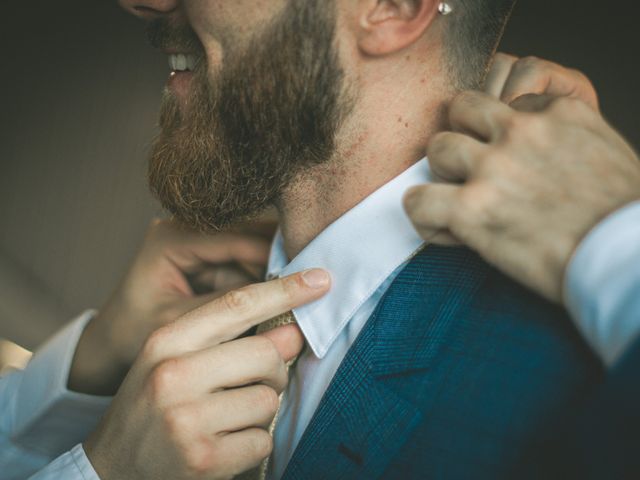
(157, 305), (184, 327)
(453, 184), (497, 231)
(253, 385), (280, 415)
(280, 274), (305, 300)
(499, 112), (527, 135)
(222, 288), (254, 313)
(148, 358), (182, 398)
(518, 56), (543, 71)
(183, 440), (214, 475)
(142, 327), (171, 360)
(252, 336), (282, 366)
(501, 113), (546, 144)
(163, 404), (195, 437)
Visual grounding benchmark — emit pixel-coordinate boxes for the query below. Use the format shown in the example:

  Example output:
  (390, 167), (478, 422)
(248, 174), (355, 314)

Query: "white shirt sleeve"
(0, 311), (110, 479)
(28, 444), (99, 480)
(564, 200), (640, 367)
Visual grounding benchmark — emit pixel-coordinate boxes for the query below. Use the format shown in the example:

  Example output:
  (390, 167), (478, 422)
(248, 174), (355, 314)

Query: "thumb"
(259, 324), (305, 363)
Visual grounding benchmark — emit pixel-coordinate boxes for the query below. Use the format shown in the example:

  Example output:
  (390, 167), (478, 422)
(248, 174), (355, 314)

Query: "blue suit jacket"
(550, 334), (640, 480)
(282, 246), (604, 479)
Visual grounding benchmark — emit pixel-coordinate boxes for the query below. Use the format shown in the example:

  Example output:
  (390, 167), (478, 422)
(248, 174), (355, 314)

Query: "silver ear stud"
(438, 2), (453, 15)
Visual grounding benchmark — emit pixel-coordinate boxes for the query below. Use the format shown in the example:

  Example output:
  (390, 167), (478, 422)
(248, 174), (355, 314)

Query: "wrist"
(563, 200), (640, 366)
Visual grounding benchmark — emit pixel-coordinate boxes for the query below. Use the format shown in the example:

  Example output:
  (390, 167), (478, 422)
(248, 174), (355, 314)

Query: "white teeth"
(168, 53), (198, 72)
(186, 55), (197, 70)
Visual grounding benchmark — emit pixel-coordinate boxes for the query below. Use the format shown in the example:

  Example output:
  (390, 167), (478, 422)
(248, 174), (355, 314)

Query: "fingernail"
(301, 269), (330, 289)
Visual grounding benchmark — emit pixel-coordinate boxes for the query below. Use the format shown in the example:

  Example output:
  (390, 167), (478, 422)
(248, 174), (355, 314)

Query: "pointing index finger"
(162, 269), (330, 355)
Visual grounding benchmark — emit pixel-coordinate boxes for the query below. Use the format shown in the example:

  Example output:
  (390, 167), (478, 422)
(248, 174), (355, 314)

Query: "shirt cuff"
(12, 311), (112, 457)
(28, 444), (100, 480)
(564, 200), (640, 367)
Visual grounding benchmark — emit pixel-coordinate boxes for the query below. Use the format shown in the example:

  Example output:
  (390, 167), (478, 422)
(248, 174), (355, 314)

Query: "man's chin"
(164, 73), (196, 116)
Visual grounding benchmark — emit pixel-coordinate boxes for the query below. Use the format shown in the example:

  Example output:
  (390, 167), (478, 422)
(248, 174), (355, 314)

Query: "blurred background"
(1, 1), (638, 370)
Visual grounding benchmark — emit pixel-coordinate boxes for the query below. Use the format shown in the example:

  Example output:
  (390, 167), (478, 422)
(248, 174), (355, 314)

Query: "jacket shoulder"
(379, 246), (603, 479)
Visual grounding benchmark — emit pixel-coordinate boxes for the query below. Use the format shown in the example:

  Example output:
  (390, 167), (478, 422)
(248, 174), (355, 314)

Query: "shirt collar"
(267, 158), (431, 358)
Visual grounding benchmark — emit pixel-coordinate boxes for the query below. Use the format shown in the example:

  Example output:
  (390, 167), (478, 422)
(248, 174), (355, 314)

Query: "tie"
(238, 311), (297, 480)
(256, 311), (298, 335)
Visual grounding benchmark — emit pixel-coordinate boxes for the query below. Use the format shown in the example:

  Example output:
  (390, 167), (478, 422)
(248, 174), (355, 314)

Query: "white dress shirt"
(266, 160), (430, 479)
(1, 164), (639, 479)
(564, 200), (640, 366)
(0, 311), (110, 480)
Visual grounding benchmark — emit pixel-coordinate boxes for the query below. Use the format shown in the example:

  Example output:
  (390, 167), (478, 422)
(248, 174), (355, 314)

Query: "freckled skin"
(340, 132), (369, 161)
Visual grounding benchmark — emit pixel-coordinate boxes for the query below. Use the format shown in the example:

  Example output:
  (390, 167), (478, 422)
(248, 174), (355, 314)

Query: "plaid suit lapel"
(281, 313), (423, 480)
(282, 247), (489, 480)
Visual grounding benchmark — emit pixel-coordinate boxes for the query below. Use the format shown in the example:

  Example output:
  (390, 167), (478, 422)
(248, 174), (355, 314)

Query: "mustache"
(146, 20), (204, 54)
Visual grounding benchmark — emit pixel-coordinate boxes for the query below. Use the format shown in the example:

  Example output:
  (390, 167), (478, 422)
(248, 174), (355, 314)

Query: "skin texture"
(72, 0), (628, 472)
(75, 2), (612, 478)
(485, 53), (600, 111)
(404, 56), (640, 302)
(80, 1), (452, 476)
(120, 0), (452, 259)
(83, 268), (331, 480)
(146, 1), (351, 234)
(68, 218), (276, 396)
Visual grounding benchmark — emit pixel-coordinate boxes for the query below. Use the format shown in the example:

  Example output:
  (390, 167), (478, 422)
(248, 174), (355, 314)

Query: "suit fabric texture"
(282, 246), (603, 480)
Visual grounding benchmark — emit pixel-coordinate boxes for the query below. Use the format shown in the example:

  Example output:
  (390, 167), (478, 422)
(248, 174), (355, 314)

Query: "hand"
(484, 53), (599, 111)
(69, 217), (277, 396)
(84, 269), (331, 480)
(404, 92), (640, 302)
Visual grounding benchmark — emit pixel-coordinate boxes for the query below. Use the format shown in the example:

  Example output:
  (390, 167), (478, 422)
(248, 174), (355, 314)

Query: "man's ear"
(357, 0), (440, 56)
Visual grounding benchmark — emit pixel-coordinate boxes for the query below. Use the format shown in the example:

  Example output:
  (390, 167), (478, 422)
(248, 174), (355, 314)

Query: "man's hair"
(445, 0), (518, 89)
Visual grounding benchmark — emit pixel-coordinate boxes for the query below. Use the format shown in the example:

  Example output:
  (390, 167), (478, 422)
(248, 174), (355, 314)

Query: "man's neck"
(277, 73), (451, 260)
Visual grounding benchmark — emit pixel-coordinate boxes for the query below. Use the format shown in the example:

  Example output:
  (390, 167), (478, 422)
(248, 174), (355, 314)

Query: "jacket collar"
(282, 247), (490, 479)
(267, 159), (431, 359)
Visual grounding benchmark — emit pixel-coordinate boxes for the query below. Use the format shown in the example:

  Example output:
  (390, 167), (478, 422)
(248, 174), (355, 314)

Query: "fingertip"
(403, 186), (425, 213)
(260, 324), (305, 362)
(300, 269), (331, 290)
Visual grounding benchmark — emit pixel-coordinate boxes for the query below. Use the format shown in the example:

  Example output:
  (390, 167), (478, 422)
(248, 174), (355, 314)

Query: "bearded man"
(1, 1), (605, 479)
(125, 0), (603, 477)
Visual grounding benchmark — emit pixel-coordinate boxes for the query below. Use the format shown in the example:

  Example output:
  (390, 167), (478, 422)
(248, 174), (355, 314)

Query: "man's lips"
(167, 70), (194, 100)
(164, 52), (200, 100)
